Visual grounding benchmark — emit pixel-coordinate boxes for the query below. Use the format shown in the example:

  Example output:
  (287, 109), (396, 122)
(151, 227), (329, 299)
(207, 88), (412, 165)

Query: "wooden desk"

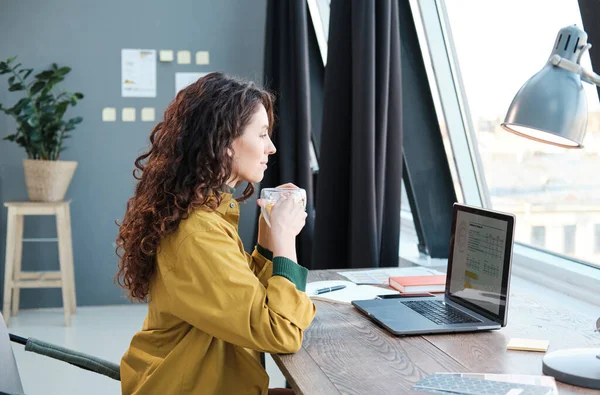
(272, 270), (600, 394)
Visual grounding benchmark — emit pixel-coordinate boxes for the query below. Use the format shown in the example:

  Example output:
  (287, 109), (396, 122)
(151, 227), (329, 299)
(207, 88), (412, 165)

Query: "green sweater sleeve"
(272, 257), (308, 292)
(256, 244), (273, 260)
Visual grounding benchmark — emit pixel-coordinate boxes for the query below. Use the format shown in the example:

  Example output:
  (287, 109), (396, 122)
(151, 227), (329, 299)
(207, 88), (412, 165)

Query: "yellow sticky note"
(507, 338), (549, 352)
(159, 50), (174, 62)
(177, 50), (191, 64)
(102, 107), (116, 122)
(195, 51), (210, 65)
(141, 107), (155, 122)
(122, 107), (136, 122)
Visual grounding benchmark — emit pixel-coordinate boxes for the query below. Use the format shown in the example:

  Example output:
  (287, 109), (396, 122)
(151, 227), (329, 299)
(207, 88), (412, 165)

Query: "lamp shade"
(502, 25), (589, 148)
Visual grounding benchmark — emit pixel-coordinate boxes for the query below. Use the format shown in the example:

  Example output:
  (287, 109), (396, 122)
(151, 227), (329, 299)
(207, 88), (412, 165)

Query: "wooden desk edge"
(271, 346), (341, 395)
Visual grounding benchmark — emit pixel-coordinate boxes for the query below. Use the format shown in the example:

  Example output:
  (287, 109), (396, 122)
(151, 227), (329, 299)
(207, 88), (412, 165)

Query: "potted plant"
(0, 57), (84, 202)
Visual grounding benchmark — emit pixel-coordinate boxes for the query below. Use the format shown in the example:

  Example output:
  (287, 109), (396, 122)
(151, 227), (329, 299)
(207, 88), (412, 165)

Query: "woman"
(116, 72), (316, 395)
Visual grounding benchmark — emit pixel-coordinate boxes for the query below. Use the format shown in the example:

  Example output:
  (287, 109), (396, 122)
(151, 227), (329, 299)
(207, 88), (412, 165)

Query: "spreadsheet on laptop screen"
(448, 210), (509, 315)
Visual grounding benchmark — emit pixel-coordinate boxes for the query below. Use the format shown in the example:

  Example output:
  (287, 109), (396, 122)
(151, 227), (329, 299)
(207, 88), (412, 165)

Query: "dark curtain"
(311, 0), (403, 270)
(259, 0), (314, 269)
(578, 0), (600, 100)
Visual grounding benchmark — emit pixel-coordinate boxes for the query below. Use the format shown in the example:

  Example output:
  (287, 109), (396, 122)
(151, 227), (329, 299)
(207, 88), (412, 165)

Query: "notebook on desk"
(353, 203), (516, 336)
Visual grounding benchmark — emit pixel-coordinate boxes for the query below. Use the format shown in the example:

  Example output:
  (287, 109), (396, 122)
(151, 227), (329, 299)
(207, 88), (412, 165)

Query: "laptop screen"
(447, 205), (514, 320)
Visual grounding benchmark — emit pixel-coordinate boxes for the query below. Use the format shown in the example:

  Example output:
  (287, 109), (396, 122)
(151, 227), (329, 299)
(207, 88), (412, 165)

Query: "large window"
(444, 0), (600, 267)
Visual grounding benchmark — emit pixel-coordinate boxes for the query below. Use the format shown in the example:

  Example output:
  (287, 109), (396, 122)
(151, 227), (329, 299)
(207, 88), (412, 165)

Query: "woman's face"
(229, 105), (276, 186)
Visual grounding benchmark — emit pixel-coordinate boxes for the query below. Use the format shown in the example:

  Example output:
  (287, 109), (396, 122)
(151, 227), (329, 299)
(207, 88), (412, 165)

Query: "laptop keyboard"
(402, 300), (481, 325)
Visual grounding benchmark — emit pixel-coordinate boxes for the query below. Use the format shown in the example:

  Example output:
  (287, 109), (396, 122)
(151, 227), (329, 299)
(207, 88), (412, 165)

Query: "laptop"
(352, 203), (516, 336)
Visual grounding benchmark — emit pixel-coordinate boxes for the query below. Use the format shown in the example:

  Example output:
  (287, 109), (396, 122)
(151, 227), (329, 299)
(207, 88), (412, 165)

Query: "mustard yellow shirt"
(120, 193), (316, 395)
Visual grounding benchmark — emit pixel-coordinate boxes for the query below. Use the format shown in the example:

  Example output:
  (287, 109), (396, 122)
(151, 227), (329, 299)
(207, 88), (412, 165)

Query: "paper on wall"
(141, 107), (155, 122)
(121, 49), (157, 98)
(177, 50), (191, 64)
(101, 107), (116, 122)
(175, 72), (209, 96)
(122, 107), (136, 122)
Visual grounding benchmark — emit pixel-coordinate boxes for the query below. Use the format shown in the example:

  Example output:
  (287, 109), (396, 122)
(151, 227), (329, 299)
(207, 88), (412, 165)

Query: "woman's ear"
(227, 148), (234, 157)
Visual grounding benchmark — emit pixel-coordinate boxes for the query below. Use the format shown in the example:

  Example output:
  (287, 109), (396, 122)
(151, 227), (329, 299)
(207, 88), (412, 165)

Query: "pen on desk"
(315, 285), (346, 295)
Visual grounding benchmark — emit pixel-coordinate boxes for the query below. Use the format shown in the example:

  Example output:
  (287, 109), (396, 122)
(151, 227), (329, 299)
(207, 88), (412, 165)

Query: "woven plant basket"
(23, 159), (78, 202)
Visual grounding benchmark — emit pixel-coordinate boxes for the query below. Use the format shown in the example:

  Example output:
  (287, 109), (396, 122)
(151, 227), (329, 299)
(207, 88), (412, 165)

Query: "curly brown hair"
(115, 72), (275, 302)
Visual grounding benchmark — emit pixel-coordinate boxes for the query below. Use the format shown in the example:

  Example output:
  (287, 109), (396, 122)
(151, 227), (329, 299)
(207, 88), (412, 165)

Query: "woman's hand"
(256, 183), (301, 251)
(256, 183), (306, 262)
(267, 196), (307, 263)
(269, 195), (307, 238)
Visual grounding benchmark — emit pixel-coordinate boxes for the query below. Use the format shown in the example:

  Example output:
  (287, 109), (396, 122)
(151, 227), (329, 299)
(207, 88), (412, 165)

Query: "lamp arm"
(549, 54), (600, 87)
(582, 69), (600, 87)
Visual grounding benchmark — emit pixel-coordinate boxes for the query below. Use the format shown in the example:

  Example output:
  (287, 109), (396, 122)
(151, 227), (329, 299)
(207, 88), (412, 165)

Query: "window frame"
(408, 0), (487, 208)
(306, 0), (329, 65)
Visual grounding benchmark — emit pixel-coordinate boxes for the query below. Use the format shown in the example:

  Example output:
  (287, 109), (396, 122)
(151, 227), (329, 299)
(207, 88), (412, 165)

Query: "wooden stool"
(3, 201), (76, 326)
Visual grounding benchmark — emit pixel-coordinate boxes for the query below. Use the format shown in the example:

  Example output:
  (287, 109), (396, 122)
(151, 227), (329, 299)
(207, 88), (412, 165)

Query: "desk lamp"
(501, 24), (600, 389)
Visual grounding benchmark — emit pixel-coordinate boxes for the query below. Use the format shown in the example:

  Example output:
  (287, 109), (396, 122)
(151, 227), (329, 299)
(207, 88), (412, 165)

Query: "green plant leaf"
(3, 58), (83, 159)
(30, 80), (46, 95)
(27, 116), (39, 128)
(46, 120), (62, 132)
(0, 60), (13, 74)
(34, 70), (54, 80)
(7, 98), (30, 116)
(39, 113), (56, 126)
(49, 76), (65, 86)
(39, 103), (56, 112)
(37, 92), (53, 103)
(15, 136), (27, 146)
(57, 67), (71, 75)
(21, 68), (33, 80)
(22, 104), (34, 117)
(8, 83), (25, 92)
(56, 101), (69, 117)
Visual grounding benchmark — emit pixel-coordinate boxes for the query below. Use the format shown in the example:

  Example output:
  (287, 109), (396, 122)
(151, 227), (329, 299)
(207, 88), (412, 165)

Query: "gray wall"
(0, 0), (266, 308)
